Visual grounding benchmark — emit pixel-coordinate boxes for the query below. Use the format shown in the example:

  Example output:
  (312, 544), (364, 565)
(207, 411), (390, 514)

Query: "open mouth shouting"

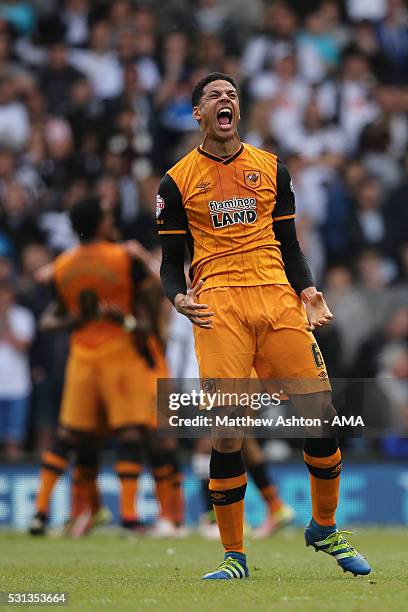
(217, 107), (233, 129)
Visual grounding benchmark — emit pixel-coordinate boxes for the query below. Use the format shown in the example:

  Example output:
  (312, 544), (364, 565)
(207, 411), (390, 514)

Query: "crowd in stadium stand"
(0, 0), (406, 460)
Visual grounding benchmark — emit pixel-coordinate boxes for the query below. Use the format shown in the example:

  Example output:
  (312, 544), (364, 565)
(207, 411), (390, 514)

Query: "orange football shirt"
(53, 242), (134, 357)
(157, 142), (295, 290)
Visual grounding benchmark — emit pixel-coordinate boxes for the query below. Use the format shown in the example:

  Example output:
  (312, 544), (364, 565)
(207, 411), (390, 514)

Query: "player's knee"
(115, 426), (144, 444)
(76, 439), (99, 468)
(56, 426), (80, 448)
(212, 437), (243, 453)
(116, 438), (144, 466)
(304, 437), (339, 458)
(301, 392), (338, 437)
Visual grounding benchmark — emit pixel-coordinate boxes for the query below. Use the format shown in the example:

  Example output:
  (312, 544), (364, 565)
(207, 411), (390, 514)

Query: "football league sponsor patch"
(156, 194), (165, 218)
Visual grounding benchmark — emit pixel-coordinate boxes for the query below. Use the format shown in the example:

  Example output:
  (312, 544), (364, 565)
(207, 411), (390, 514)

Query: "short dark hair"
(191, 72), (238, 107)
(69, 196), (104, 242)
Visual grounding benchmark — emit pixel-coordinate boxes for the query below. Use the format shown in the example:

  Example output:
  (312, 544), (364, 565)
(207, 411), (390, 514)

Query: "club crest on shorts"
(156, 194), (165, 219)
(202, 378), (216, 393)
(244, 170), (261, 188)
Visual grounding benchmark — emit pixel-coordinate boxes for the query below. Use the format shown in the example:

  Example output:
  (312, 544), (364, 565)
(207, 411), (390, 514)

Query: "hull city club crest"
(243, 170), (261, 188)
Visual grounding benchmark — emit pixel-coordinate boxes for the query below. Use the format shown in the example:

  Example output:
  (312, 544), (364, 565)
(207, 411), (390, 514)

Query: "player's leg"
(30, 352), (102, 535)
(243, 437), (295, 538)
(255, 284), (371, 575)
(150, 447), (177, 532)
(71, 463), (89, 521)
(194, 287), (253, 580)
(209, 432), (246, 551)
(30, 425), (77, 535)
(295, 394), (370, 575)
(144, 340), (186, 536)
(113, 425), (145, 532)
(99, 343), (152, 532)
(147, 436), (184, 537)
(169, 449), (185, 529)
(67, 440), (112, 537)
(76, 442), (102, 518)
(193, 437), (219, 539)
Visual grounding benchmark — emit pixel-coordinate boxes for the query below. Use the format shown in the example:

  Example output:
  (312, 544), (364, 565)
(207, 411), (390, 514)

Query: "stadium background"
(0, 0), (406, 529)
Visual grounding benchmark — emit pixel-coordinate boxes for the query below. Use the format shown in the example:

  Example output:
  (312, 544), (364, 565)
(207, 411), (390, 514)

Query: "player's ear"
(192, 106), (201, 122)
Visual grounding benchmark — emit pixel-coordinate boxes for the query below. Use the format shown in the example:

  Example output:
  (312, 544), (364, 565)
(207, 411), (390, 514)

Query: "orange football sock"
(171, 472), (184, 526)
(78, 466), (101, 516)
(260, 484), (284, 514)
(209, 448), (247, 554)
(304, 448), (341, 526)
(71, 467), (89, 519)
(213, 499), (245, 552)
(36, 451), (69, 515)
(248, 462), (283, 514)
(115, 461), (142, 522)
(86, 473), (101, 515)
(153, 464), (174, 521)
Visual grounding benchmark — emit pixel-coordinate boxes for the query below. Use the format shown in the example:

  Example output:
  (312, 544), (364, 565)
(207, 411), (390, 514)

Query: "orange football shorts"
(193, 284), (331, 397)
(59, 337), (154, 432)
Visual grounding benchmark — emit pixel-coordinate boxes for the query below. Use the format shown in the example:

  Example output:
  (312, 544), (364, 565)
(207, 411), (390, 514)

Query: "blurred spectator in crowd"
(0, 250), (14, 281)
(69, 20), (123, 100)
(297, 7), (340, 84)
(354, 305), (408, 378)
(359, 86), (407, 190)
(318, 50), (378, 151)
(0, 278), (35, 460)
(155, 31), (196, 166)
(346, 0), (387, 22)
(0, 74), (30, 151)
(322, 160), (366, 263)
(248, 45), (310, 144)
(39, 41), (84, 117)
(0, 1), (36, 36)
(0, 180), (44, 254)
(375, 0), (408, 85)
(61, 0), (90, 48)
(242, 1), (298, 77)
(17, 243), (68, 451)
(384, 154), (408, 264)
(346, 177), (386, 258)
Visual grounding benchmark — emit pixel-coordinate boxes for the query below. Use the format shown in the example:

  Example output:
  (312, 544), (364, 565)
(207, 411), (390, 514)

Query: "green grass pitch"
(0, 530), (407, 611)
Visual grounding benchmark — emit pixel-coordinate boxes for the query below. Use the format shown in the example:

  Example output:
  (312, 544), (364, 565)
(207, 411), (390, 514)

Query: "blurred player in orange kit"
(29, 196), (184, 535)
